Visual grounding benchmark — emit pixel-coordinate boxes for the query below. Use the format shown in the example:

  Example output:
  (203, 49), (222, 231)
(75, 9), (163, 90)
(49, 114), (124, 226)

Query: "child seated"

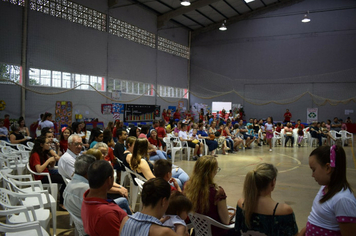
(163, 191), (192, 234)
(247, 125), (254, 136)
(154, 159), (182, 192)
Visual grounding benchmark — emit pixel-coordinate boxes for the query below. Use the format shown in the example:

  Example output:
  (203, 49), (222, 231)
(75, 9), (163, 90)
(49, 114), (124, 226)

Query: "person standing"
(283, 109), (292, 124)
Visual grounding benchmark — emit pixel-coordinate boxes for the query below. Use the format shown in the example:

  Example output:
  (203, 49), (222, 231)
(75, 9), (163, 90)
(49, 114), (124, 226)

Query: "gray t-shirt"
(331, 122), (341, 131)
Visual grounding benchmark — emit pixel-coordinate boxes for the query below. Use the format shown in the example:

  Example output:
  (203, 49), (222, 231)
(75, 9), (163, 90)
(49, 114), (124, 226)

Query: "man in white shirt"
(63, 154), (96, 219)
(58, 134), (83, 179)
(178, 123), (202, 160)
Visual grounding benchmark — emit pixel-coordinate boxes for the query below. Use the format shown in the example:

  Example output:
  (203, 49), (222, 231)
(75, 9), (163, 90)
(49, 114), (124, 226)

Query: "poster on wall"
(168, 106), (176, 112)
(124, 104), (158, 122)
(307, 108), (318, 123)
(178, 101), (184, 110)
(112, 103), (124, 114)
(112, 90), (122, 100)
(55, 101), (72, 131)
(101, 104), (112, 115)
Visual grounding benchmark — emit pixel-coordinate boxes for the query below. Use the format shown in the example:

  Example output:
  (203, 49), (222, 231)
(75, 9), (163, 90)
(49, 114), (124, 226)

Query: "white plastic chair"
(27, 163), (58, 202)
(199, 138), (209, 155)
(117, 158), (130, 186)
(0, 218), (49, 236)
(134, 177), (146, 211)
(181, 141), (194, 161)
(123, 167), (146, 211)
(0, 151), (26, 175)
(272, 131), (282, 147)
(1, 172), (57, 236)
(188, 212), (234, 236)
(17, 144), (32, 152)
(67, 210), (86, 236)
(27, 141), (34, 149)
(0, 155), (14, 175)
(329, 130), (341, 145)
(0, 188), (50, 234)
(279, 129), (286, 146)
(339, 130), (353, 146)
(170, 137), (184, 164)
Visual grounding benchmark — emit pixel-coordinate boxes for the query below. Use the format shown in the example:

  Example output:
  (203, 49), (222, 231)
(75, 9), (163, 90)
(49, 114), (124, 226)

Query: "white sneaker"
(269, 149), (272, 152)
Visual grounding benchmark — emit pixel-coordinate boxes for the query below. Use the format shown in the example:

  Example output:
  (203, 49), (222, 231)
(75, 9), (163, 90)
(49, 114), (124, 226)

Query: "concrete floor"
(53, 140), (356, 235)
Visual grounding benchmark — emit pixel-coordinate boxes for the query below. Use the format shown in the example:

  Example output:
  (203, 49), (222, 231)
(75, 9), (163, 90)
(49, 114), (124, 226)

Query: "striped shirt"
(121, 212), (164, 236)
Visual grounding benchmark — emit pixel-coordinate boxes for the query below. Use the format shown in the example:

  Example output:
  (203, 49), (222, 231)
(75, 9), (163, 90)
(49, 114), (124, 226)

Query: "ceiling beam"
(157, 0), (222, 28)
(192, 0), (304, 37)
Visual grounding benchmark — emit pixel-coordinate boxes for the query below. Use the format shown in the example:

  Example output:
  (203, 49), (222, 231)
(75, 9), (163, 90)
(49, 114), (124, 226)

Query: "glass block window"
(2, 0), (25, 7)
(109, 16), (156, 48)
(29, 0), (107, 32)
(0, 63), (22, 84)
(158, 37), (190, 59)
(107, 78), (154, 97)
(158, 85), (188, 99)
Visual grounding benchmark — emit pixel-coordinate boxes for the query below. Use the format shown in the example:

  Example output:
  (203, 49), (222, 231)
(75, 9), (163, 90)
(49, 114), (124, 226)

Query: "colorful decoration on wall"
(101, 104), (112, 115)
(0, 100), (6, 111)
(178, 101), (184, 110)
(113, 113), (120, 120)
(55, 101), (72, 128)
(112, 103), (124, 114)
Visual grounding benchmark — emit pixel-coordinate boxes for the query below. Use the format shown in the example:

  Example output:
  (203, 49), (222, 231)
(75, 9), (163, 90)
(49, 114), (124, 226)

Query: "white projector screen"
(212, 102), (232, 113)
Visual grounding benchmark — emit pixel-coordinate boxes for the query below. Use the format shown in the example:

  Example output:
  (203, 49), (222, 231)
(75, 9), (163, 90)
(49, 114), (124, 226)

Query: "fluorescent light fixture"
(301, 11), (310, 23)
(219, 20), (227, 31)
(181, 0), (191, 6)
(244, 0), (255, 3)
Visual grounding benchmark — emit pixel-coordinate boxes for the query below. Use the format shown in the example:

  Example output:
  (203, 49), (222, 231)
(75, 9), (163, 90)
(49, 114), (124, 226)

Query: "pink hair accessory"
(61, 127), (67, 132)
(330, 145), (336, 167)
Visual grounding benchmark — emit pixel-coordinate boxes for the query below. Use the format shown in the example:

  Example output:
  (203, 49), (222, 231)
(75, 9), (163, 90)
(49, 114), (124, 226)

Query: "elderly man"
(63, 154), (96, 219)
(58, 134), (83, 179)
(64, 154), (131, 222)
(82, 160), (128, 236)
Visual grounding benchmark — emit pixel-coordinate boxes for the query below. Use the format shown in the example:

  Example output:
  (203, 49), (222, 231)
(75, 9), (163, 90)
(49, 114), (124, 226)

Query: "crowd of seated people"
(1, 110), (355, 236)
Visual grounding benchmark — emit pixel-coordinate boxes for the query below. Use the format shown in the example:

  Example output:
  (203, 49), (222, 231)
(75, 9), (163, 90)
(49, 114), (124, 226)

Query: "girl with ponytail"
(235, 163), (298, 235)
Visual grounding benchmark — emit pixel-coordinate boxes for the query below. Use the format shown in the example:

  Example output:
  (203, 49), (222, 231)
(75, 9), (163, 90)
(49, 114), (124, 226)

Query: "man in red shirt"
(173, 109), (181, 120)
(283, 109), (292, 124)
(81, 160), (128, 236)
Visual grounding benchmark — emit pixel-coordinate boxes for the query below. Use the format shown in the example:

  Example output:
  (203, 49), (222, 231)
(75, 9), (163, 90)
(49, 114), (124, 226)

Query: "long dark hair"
(130, 138), (148, 171)
(310, 145), (352, 203)
(18, 116), (26, 127)
(42, 112), (52, 122)
(89, 127), (102, 144)
(30, 136), (49, 165)
(128, 127), (139, 138)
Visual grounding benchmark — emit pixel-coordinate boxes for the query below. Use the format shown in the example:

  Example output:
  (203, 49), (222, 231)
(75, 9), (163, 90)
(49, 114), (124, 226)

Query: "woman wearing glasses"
(184, 155), (231, 236)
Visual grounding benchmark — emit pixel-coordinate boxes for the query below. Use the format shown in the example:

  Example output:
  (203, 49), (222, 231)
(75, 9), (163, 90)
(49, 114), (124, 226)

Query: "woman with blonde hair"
(235, 163), (298, 235)
(184, 155), (231, 236)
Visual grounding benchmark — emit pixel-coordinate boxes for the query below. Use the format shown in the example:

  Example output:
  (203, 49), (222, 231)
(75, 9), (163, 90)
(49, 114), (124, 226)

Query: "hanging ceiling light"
(301, 11), (311, 23)
(219, 20), (227, 31)
(181, 0), (191, 6)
